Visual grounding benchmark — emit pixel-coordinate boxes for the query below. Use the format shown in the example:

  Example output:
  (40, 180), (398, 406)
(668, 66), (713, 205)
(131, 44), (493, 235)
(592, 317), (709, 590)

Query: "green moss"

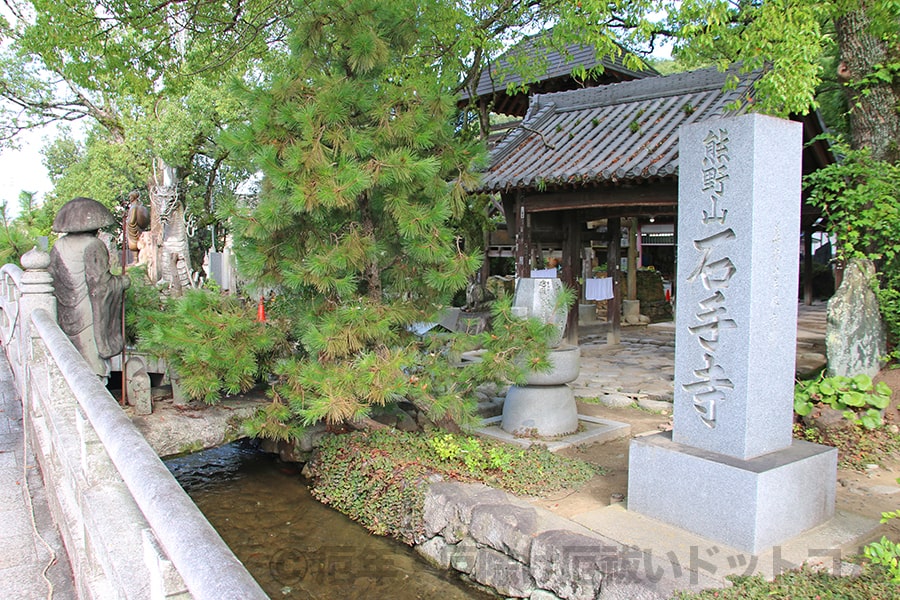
(175, 440), (206, 455)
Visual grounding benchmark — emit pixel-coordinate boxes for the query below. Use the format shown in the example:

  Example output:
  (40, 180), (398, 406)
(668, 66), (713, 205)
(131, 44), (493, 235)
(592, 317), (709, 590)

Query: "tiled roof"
(461, 37), (655, 102)
(477, 66), (761, 193)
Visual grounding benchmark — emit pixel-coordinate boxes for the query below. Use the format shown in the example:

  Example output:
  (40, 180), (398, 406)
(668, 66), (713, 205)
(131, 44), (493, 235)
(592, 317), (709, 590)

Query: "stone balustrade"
(0, 250), (266, 600)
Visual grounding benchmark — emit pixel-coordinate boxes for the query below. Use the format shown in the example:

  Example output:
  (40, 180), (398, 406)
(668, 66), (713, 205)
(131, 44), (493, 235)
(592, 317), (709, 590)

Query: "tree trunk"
(359, 193), (382, 300)
(835, 5), (900, 163)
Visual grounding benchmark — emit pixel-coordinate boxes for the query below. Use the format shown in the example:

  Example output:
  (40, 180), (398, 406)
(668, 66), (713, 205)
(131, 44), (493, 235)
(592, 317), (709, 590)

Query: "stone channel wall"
(415, 481), (701, 600)
(0, 256), (267, 600)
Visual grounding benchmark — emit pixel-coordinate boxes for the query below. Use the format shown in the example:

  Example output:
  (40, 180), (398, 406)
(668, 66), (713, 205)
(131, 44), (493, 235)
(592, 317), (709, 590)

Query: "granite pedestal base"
(628, 432), (837, 554)
(501, 384), (578, 437)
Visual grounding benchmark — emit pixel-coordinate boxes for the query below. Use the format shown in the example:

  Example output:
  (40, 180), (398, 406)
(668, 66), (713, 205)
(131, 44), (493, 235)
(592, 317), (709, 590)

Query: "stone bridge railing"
(0, 250), (268, 600)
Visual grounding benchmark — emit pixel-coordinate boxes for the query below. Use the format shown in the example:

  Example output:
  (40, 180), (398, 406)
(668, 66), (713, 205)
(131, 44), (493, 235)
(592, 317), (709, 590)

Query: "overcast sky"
(0, 127), (54, 217)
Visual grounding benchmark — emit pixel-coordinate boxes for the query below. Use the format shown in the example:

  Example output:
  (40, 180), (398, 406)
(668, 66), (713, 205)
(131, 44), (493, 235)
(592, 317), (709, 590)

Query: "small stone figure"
(125, 190), (150, 255)
(48, 197), (131, 377)
(137, 230), (156, 278)
(464, 279), (496, 313)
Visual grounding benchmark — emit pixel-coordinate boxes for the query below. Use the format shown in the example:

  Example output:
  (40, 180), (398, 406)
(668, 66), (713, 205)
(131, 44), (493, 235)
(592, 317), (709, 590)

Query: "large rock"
(530, 530), (605, 600)
(469, 503), (538, 563)
(449, 537), (478, 574)
(422, 481), (509, 542)
(472, 547), (534, 597)
(826, 258), (887, 378)
(415, 535), (453, 569)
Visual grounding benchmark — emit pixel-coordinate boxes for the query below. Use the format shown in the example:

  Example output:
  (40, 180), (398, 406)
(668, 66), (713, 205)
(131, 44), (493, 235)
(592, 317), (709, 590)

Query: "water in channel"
(165, 440), (493, 599)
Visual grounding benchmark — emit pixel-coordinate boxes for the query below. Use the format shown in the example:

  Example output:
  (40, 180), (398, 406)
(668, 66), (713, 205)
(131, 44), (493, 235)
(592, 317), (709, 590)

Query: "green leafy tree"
(127, 278), (288, 404)
(806, 143), (900, 357)
(0, 199), (36, 265)
(634, 1), (899, 359)
(0, 0), (293, 265)
(41, 126), (147, 216)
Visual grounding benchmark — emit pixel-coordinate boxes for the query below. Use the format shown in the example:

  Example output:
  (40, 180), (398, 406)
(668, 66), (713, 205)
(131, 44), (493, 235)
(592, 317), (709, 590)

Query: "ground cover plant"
(673, 564), (898, 599)
(793, 374), (898, 470)
(794, 373), (893, 430)
(305, 429), (599, 544)
(866, 508), (900, 584)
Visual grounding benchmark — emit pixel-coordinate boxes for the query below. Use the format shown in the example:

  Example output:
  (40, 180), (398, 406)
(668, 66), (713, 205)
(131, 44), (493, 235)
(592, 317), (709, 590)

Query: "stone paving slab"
(573, 504), (876, 585)
(572, 303), (827, 408)
(0, 353), (76, 600)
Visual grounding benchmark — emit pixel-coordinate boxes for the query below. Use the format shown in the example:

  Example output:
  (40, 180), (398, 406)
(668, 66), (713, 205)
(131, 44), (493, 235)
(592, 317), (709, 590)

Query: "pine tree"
(226, 0), (523, 433)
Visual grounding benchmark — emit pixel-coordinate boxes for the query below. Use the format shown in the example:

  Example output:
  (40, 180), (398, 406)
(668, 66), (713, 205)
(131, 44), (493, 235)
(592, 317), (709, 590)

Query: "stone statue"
(464, 279), (495, 313)
(125, 190), (150, 256)
(137, 231), (155, 277)
(48, 197), (131, 377)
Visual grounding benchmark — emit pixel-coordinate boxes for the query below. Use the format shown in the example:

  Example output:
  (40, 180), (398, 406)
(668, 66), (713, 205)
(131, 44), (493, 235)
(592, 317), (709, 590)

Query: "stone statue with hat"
(48, 197), (131, 377)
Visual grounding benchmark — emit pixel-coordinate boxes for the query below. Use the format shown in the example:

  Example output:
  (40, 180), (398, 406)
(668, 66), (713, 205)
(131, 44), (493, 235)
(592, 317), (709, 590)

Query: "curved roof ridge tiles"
(539, 64), (750, 111)
(478, 65), (763, 193)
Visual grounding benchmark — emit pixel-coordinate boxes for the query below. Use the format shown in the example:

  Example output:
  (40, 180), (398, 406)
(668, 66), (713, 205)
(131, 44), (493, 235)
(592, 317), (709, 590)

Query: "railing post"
(18, 247), (56, 401)
(19, 246), (57, 322)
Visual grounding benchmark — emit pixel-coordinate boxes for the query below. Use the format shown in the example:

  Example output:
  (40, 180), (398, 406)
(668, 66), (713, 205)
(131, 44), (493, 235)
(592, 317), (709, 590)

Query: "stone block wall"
(414, 481), (709, 600)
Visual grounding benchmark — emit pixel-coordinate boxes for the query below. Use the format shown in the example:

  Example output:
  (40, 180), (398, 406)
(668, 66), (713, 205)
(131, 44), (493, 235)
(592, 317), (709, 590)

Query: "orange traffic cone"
(257, 297), (266, 322)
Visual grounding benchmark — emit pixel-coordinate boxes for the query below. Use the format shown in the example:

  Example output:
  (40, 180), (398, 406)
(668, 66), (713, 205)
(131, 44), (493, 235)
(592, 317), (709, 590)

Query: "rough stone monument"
(628, 114), (837, 554)
(825, 257), (886, 378)
(48, 197), (131, 377)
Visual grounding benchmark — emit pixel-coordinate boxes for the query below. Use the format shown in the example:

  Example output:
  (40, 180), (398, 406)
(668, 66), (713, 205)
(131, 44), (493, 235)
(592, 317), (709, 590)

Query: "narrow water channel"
(165, 441), (493, 599)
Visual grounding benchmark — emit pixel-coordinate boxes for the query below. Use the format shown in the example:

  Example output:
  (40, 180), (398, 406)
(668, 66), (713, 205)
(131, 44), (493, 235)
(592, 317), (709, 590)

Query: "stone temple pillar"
(627, 114), (837, 554)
